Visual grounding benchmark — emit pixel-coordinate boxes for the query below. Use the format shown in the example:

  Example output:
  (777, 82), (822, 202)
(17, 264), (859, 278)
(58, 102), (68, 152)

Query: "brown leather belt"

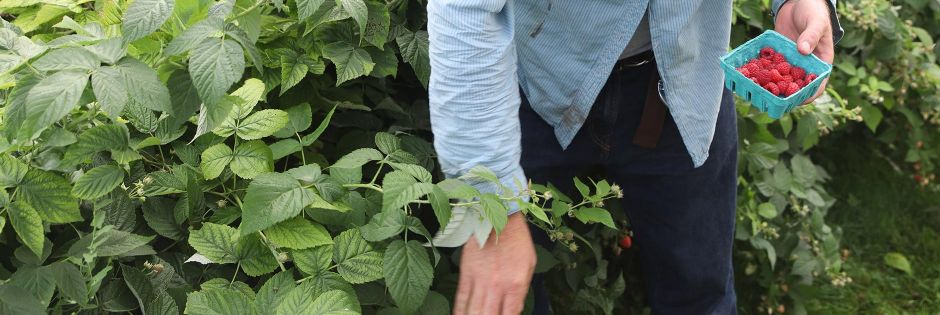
(613, 51), (667, 149)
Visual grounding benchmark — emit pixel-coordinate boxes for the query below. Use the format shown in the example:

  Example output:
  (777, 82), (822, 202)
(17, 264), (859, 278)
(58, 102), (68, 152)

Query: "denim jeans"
(521, 60), (738, 315)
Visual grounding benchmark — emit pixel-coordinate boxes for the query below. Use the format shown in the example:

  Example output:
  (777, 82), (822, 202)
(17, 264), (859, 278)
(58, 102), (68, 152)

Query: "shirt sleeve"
(426, 0), (527, 214)
(771, 0), (844, 44)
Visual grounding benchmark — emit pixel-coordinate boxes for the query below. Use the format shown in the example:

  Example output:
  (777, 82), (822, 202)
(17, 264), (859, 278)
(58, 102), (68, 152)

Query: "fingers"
(454, 274), (471, 315)
(500, 290), (527, 315)
(796, 17), (828, 56)
(480, 290), (502, 315)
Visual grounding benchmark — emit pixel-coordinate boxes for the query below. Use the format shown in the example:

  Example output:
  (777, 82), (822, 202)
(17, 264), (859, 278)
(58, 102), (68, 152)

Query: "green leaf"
(0, 283), (45, 315)
(185, 287), (253, 315)
(122, 0), (174, 42)
(574, 207), (616, 229)
(7, 201), (44, 257)
(189, 223), (239, 264)
(310, 290), (358, 314)
(333, 229), (383, 284)
(279, 51), (309, 94)
(270, 139), (302, 160)
(166, 17), (223, 56)
(20, 70), (88, 141)
(387, 162), (432, 183)
(273, 103), (312, 138)
(301, 105), (337, 146)
(72, 165), (125, 200)
(382, 170), (434, 212)
(757, 202), (778, 219)
(121, 264), (178, 315)
(359, 209), (405, 242)
(264, 217), (333, 249)
(861, 104), (883, 133)
(791, 154), (817, 183)
(254, 271), (296, 314)
(92, 66), (130, 118)
(884, 252), (913, 275)
(196, 95), (239, 139)
(33, 47), (99, 71)
(396, 30), (429, 88)
(18, 169), (81, 223)
(231, 140), (273, 179)
(437, 178), (479, 200)
(228, 78), (268, 120)
(50, 261), (88, 304)
(428, 185), (452, 229)
(115, 57), (173, 113)
(479, 194), (508, 234)
(95, 229), (155, 257)
(291, 245), (333, 276)
(201, 143), (234, 180)
(0, 154), (27, 187)
(375, 132), (400, 154)
(236, 233), (280, 276)
(336, 0), (367, 41)
(367, 46), (397, 78)
(297, 0), (326, 21)
(142, 197), (185, 240)
(333, 148), (383, 168)
(363, 1), (389, 48)
(384, 240), (433, 314)
(189, 38), (245, 107)
(236, 109), (289, 140)
(322, 42), (374, 86)
(239, 173), (314, 236)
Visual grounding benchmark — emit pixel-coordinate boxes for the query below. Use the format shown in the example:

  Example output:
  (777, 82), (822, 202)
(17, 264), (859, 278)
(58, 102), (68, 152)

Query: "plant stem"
(369, 158), (387, 185)
(295, 133), (306, 165)
(231, 263), (241, 284)
(259, 232), (287, 272)
(230, 0), (265, 20)
(342, 183), (383, 192)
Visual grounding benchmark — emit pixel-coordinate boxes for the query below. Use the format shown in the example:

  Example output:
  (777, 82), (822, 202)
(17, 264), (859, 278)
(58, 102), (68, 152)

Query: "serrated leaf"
(387, 162), (432, 183)
(8, 201), (44, 257)
(185, 287), (253, 315)
(270, 139), (302, 160)
(0, 154), (27, 187)
(196, 95), (239, 140)
(116, 57), (173, 113)
(236, 233), (279, 276)
(436, 178), (479, 200)
(18, 169), (81, 223)
(310, 290), (358, 314)
(885, 252), (913, 275)
(142, 197), (185, 240)
(122, 0), (174, 42)
(296, 0), (326, 20)
(91, 67), (129, 117)
(428, 186), (452, 230)
(479, 194), (508, 234)
(757, 202), (778, 219)
(50, 261), (88, 304)
(375, 132), (399, 154)
(363, 1), (389, 48)
(273, 103), (312, 138)
(383, 171), (433, 212)
(291, 245), (332, 276)
(279, 51), (309, 94)
(228, 78), (267, 120)
(333, 229), (383, 284)
(239, 173), (314, 236)
(166, 17), (223, 56)
(333, 148), (383, 168)
(254, 271), (296, 314)
(0, 282), (45, 315)
(201, 143), (234, 180)
(336, 0), (367, 40)
(396, 30), (429, 88)
(121, 265), (178, 315)
(573, 207), (616, 229)
(33, 47), (99, 71)
(322, 42), (374, 86)
(231, 140), (273, 179)
(225, 23), (263, 73)
(359, 209), (405, 242)
(264, 217), (332, 249)
(95, 229), (155, 257)
(301, 105), (337, 146)
(236, 109), (289, 140)
(189, 223), (239, 264)
(8, 265), (55, 307)
(384, 240), (432, 314)
(19, 70), (88, 141)
(189, 38), (245, 107)
(276, 277), (357, 315)
(72, 165), (124, 200)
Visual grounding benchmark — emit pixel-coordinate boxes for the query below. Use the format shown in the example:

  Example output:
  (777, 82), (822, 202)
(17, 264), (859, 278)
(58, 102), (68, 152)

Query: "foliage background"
(0, 0), (938, 314)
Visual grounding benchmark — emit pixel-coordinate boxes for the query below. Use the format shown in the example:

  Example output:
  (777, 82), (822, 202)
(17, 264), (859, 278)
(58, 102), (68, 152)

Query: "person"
(426, 0), (843, 314)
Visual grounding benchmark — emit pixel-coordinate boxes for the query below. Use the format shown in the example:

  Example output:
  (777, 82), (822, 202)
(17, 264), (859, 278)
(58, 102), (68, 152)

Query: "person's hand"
(454, 213), (536, 315)
(775, 0), (835, 104)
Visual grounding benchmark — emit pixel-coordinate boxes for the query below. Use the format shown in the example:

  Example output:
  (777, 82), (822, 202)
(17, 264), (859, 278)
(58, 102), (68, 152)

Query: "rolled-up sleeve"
(427, 0), (526, 213)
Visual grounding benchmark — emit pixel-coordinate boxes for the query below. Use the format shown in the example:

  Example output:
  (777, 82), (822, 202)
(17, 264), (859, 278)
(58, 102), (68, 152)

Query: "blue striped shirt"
(427, 0), (842, 206)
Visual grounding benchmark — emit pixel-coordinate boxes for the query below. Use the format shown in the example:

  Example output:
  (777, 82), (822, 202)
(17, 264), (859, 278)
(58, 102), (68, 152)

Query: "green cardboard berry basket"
(719, 30), (832, 118)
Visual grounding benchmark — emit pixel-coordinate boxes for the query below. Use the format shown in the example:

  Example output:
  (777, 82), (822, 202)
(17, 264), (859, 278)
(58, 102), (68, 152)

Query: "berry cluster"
(737, 47), (818, 98)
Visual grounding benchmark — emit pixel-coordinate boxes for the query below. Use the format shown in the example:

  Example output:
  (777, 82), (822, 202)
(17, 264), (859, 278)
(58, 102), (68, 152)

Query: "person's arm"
(772, 0), (844, 44)
(427, 0), (526, 202)
(427, 1), (536, 315)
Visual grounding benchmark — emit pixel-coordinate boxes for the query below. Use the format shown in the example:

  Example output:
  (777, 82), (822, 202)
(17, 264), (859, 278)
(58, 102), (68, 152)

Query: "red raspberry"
(760, 47), (776, 59)
(790, 67), (805, 80)
(760, 58), (773, 67)
(770, 69), (785, 82)
(805, 73), (817, 82)
(619, 236), (633, 249)
(795, 79), (805, 87)
(744, 61), (761, 74)
(738, 67), (751, 77)
(782, 82), (800, 96)
(775, 62), (791, 75)
(772, 53), (786, 63)
(753, 69), (772, 85)
(780, 75), (793, 84)
(763, 82), (780, 95)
